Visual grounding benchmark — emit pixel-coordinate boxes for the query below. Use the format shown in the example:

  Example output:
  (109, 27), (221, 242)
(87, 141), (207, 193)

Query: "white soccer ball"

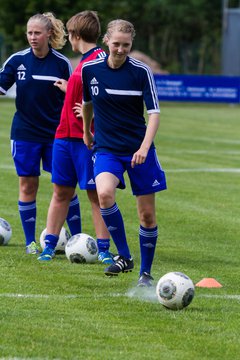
(40, 227), (70, 254)
(65, 233), (98, 263)
(0, 218), (12, 245)
(156, 271), (195, 310)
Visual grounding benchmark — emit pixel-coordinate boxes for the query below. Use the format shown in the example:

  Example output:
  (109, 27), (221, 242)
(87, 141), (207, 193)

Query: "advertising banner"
(154, 75), (240, 103)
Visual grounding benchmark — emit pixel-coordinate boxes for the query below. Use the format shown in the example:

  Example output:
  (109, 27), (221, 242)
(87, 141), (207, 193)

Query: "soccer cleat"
(98, 250), (114, 265)
(37, 246), (55, 261)
(26, 241), (39, 254)
(137, 272), (154, 287)
(104, 255), (134, 276)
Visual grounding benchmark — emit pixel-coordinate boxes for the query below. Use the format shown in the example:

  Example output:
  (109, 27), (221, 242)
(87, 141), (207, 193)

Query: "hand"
(131, 147), (148, 168)
(72, 102), (82, 118)
(83, 131), (94, 150)
(54, 79), (68, 93)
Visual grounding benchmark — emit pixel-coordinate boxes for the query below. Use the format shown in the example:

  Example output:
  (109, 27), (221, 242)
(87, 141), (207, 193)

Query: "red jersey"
(55, 47), (106, 139)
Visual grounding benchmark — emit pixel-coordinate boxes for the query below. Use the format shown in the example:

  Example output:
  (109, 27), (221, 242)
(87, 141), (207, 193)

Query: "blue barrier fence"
(154, 74), (240, 103)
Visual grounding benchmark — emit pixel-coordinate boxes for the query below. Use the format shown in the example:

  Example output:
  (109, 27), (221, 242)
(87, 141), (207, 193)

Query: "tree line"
(0, 0), (238, 74)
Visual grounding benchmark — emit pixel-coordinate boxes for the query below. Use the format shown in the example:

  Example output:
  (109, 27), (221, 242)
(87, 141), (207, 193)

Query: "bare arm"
(82, 102), (94, 149)
(131, 112), (160, 168)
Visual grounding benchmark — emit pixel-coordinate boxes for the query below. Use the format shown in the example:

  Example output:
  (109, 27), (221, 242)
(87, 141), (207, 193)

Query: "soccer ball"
(65, 233), (98, 263)
(156, 272), (195, 310)
(40, 227), (71, 254)
(0, 218), (12, 245)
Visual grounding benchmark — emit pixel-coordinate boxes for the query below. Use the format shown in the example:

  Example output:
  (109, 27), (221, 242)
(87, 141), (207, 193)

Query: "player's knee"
(20, 179), (38, 198)
(53, 188), (73, 203)
(139, 211), (156, 228)
(97, 190), (114, 208)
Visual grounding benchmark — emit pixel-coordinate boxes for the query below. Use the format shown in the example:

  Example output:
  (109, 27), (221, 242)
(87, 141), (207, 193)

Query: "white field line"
(0, 293), (85, 299)
(0, 164), (14, 170)
(0, 358), (47, 360)
(167, 168), (240, 173)
(164, 137), (240, 145)
(185, 137), (240, 145)
(1, 163), (240, 174)
(170, 150), (240, 154)
(199, 294), (240, 301)
(0, 164), (50, 178)
(0, 292), (240, 302)
(0, 293), (123, 300)
(0, 291), (158, 303)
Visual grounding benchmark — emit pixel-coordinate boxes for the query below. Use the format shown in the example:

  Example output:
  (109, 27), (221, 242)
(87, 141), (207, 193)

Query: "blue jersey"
(82, 55), (160, 155)
(0, 47), (72, 143)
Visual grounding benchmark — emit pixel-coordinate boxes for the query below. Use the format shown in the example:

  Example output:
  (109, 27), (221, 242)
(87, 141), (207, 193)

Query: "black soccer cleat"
(104, 255), (134, 276)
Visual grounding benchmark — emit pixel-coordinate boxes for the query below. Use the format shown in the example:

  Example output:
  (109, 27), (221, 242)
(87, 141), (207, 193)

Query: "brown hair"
(66, 11), (101, 43)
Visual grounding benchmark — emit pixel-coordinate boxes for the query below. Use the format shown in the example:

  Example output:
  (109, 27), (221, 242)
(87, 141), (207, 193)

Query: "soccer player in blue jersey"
(82, 19), (167, 287)
(0, 13), (81, 254)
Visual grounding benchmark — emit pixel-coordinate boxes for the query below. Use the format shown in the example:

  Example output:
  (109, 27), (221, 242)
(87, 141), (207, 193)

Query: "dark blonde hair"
(103, 19), (136, 44)
(66, 11), (101, 43)
(27, 12), (67, 49)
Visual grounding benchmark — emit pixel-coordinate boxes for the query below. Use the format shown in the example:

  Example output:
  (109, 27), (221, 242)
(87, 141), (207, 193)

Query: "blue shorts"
(93, 148), (167, 196)
(52, 139), (96, 190)
(11, 140), (53, 176)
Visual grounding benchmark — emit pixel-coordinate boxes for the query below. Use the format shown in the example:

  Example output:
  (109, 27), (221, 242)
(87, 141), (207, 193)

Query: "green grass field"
(0, 98), (240, 359)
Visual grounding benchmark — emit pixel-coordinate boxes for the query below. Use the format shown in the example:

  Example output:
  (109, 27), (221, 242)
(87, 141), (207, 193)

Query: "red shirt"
(55, 47), (106, 139)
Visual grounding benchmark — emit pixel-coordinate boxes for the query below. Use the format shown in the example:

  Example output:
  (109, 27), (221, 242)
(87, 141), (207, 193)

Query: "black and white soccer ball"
(0, 218), (12, 245)
(40, 227), (70, 254)
(65, 233), (98, 263)
(156, 272), (195, 310)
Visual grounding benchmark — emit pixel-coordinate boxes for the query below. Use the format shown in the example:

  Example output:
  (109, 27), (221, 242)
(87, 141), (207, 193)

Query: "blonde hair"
(103, 19), (136, 44)
(27, 12), (67, 49)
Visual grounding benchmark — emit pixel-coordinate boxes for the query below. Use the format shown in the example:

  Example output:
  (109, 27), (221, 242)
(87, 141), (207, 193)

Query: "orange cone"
(195, 278), (222, 288)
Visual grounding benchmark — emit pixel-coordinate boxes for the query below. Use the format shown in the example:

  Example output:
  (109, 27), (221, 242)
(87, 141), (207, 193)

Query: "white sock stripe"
(18, 203), (36, 211)
(69, 197), (79, 207)
(100, 203), (119, 216)
(139, 229), (158, 237)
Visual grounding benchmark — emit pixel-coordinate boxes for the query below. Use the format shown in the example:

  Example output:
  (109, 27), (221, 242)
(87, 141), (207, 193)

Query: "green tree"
(0, 0), (223, 74)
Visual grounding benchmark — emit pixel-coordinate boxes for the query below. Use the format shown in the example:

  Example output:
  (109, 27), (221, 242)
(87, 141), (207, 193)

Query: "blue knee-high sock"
(100, 203), (131, 259)
(18, 200), (36, 246)
(97, 238), (111, 252)
(66, 194), (81, 236)
(139, 225), (158, 275)
(44, 234), (59, 250)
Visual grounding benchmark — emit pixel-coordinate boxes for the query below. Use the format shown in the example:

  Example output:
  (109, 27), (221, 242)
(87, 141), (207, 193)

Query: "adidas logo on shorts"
(152, 179), (160, 187)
